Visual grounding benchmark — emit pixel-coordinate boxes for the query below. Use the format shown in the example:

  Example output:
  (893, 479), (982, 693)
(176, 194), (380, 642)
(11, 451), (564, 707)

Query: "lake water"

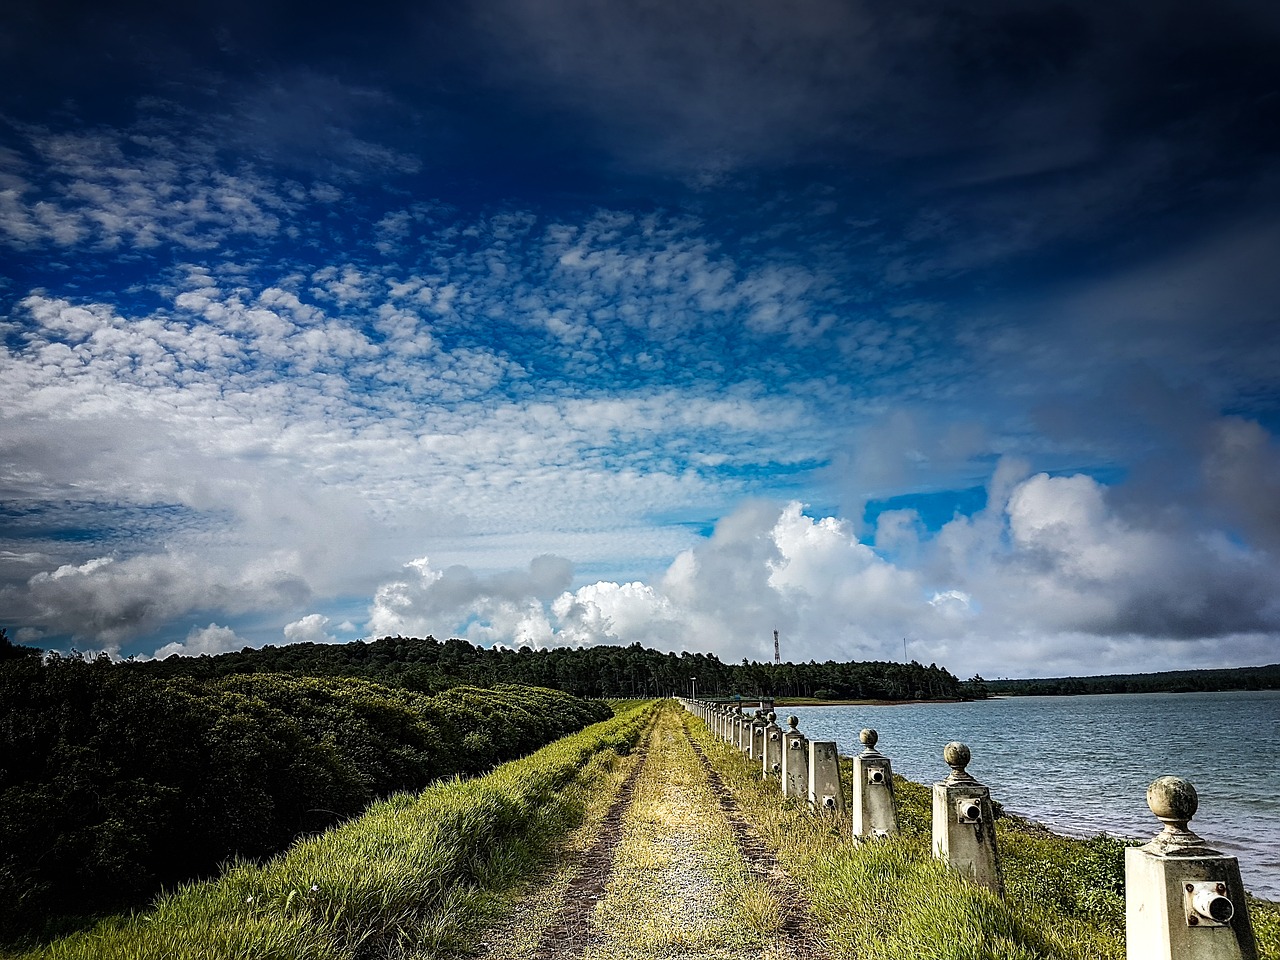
(786, 690), (1280, 900)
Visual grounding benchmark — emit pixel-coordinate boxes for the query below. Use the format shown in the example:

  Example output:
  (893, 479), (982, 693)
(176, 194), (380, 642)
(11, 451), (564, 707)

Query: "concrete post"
(762, 712), (784, 780)
(1125, 776), (1258, 960)
(931, 741), (1003, 894)
(781, 716), (808, 799)
(737, 714), (751, 754)
(852, 728), (898, 840)
(808, 740), (845, 813)
(750, 713), (766, 762)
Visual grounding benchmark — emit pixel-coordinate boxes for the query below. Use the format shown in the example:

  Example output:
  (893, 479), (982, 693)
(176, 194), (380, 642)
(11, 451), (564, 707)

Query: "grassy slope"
(9, 701), (659, 960)
(685, 710), (1280, 960)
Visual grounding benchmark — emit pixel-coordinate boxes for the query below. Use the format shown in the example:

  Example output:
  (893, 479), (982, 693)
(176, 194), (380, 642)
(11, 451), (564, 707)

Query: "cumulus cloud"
(368, 554), (575, 639)
(283, 613), (339, 645)
(1, 548), (312, 651)
(362, 457), (1280, 678)
(154, 623), (247, 659)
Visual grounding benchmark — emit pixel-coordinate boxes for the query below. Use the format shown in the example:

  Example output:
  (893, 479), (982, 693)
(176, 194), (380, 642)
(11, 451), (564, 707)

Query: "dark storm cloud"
(474, 0), (1280, 182)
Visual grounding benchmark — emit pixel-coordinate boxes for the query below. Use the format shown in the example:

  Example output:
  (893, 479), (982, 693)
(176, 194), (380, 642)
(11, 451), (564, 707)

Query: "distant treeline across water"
(975, 662), (1280, 697)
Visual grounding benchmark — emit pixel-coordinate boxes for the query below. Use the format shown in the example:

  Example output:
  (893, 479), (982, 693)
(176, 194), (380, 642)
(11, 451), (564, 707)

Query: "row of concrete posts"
(678, 697), (1258, 960)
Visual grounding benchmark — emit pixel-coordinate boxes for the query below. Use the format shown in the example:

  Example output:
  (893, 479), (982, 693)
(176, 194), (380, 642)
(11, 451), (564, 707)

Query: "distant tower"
(774, 629), (780, 665)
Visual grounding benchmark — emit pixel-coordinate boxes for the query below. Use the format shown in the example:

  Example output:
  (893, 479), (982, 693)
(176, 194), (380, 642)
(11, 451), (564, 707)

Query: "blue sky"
(2, 0), (1279, 677)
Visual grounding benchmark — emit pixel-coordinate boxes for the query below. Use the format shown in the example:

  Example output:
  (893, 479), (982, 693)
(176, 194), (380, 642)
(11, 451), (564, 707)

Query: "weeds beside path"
(480, 705), (828, 960)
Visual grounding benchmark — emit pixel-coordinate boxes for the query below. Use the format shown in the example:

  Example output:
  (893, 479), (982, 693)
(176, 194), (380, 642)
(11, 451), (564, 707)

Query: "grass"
(8, 701), (660, 960)
(586, 707), (779, 959)
(685, 708), (1280, 960)
(14, 698), (1276, 960)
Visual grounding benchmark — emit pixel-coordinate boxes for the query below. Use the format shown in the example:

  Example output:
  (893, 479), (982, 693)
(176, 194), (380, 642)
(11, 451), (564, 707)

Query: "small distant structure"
(774, 628), (780, 665)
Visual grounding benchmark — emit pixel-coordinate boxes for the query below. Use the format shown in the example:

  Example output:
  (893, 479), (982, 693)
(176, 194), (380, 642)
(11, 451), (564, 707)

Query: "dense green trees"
(138, 635), (967, 701)
(0, 648), (608, 944)
(980, 663), (1280, 697)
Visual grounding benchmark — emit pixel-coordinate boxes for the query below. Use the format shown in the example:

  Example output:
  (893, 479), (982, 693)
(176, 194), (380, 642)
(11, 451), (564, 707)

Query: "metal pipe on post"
(931, 741), (1003, 894)
(1125, 776), (1258, 960)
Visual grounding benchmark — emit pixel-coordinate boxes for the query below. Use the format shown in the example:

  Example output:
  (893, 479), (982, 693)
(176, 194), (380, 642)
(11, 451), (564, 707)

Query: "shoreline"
(771, 697), (971, 707)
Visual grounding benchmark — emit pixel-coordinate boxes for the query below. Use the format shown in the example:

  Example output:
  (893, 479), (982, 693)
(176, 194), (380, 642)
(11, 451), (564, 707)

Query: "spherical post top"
(1147, 776), (1198, 827)
(1142, 776), (1211, 852)
(787, 715), (799, 729)
(860, 728), (878, 748)
(942, 741), (974, 782)
(767, 711), (777, 723)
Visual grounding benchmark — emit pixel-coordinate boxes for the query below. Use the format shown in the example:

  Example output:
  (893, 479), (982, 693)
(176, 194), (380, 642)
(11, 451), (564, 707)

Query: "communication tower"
(773, 628), (780, 665)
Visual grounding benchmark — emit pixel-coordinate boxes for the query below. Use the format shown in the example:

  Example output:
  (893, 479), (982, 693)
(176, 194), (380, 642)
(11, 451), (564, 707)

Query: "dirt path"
(478, 707), (829, 960)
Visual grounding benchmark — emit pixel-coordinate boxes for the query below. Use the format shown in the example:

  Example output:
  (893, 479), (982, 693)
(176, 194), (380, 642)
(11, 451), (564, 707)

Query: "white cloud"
(358, 459), (1280, 678)
(283, 613), (339, 645)
(1, 125), (296, 252)
(154, 623), (247, 659)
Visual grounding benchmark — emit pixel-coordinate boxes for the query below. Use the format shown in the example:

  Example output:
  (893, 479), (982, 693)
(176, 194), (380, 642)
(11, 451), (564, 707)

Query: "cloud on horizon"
(363, 463), (1280, 677)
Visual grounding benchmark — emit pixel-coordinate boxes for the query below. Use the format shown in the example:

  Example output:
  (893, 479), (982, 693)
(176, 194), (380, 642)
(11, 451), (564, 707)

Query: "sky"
(2, 0), (1279, 679)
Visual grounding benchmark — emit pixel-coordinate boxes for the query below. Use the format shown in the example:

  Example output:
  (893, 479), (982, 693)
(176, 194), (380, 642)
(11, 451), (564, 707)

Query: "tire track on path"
(684, 725), (830, 960)
(528, 732), (652, 960)
(477, 705), (829, 960)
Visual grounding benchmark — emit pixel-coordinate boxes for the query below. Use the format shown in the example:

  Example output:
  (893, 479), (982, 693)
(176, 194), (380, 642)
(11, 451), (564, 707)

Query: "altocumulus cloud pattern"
(2, 0), (1279, 677)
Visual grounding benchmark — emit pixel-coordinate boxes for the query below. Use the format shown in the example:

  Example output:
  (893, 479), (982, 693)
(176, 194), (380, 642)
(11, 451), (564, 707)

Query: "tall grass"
(686, 710), (1280, 960)
(13, 701), (658, 960)
(689, 712), (1121, 960)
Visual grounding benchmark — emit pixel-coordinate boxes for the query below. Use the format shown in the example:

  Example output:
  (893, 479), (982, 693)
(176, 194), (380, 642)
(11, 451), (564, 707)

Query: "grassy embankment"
(7, 700), (659, 960)
(686, 710), (1280, 960)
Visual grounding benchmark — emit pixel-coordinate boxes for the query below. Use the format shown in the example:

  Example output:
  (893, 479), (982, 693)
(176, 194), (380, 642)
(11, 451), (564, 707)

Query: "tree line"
(0, 633), (609, 946)
(971, 662), (1280, 697)
(134, 634), (966, 701)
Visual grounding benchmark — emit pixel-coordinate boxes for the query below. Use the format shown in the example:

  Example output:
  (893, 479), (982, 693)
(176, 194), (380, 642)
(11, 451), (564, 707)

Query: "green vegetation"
(686, 711), (1280, 960)
(0, 647), (610, 946)
(133, 632), (965, 701)
(590, 708), (781, 957)
(969, 662), (1280, 697)
(7, 700), (658, 960)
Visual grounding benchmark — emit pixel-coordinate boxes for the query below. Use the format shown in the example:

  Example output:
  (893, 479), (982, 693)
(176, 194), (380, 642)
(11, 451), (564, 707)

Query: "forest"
(0, 634), (610, 945)
(972, 662), (1280, 697)
(132, 633), (966, 701)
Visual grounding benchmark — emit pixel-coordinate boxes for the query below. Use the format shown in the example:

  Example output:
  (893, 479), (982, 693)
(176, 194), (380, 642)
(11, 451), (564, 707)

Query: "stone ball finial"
(1147, 776), (1198, 829)
(767, 711), (777, 723)
(943, 741), (975, 783)
(860, 728), (878, 748)
(1143, 776), (1210, 853)
(787, 715), (799, 729)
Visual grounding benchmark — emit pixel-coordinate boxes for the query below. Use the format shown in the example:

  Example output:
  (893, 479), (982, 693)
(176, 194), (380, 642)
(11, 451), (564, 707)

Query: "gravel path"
(479, 708), (829, 960)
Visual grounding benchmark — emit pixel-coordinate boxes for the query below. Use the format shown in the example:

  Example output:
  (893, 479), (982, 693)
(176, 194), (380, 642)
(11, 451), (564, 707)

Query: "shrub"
(0, 654), (609, 945)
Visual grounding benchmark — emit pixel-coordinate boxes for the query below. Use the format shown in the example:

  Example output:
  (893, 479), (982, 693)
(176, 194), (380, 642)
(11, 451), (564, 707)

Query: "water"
(786, 690), (1280, 900)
